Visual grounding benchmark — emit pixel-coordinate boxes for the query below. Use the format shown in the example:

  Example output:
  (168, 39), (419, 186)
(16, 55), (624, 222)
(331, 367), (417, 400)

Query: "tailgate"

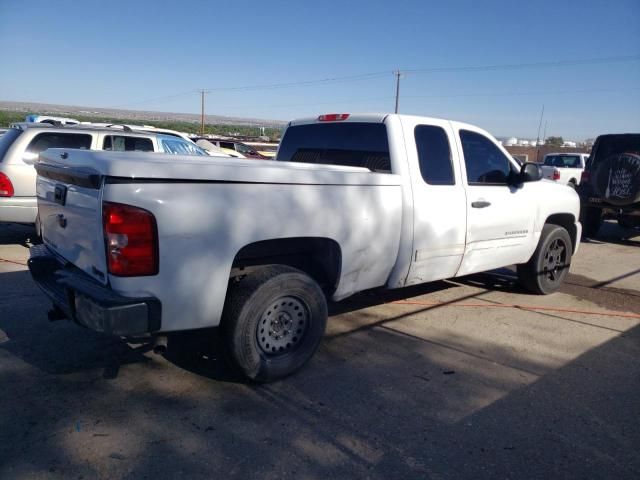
(36, 162), (108, 284)
(540, 166), (556, 180)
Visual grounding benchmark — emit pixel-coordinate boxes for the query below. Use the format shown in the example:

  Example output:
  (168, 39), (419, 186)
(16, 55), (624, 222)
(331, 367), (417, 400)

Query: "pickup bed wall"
(104, 179), (403, 331)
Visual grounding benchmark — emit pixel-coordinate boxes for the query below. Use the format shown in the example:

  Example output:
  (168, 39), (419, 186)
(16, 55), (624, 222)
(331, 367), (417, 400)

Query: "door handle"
(471, 200), (491, 208)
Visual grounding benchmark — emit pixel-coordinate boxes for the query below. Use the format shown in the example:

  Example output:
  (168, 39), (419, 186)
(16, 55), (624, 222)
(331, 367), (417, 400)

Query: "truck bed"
(36, 149), (404, 332)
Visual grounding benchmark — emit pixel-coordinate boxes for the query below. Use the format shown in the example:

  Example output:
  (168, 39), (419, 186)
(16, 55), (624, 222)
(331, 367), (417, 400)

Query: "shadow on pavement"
(1, 245), (639, 478)
(0, 270), (150, 378)
(0, 223), (39, 247)
(1, 300), (638, 478)
(583, 220), (640, 247)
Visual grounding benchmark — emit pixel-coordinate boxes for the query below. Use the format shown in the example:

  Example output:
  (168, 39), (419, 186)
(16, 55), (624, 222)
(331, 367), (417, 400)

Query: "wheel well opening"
(231, 237), (342, 294)
(546, 213), (577, 252)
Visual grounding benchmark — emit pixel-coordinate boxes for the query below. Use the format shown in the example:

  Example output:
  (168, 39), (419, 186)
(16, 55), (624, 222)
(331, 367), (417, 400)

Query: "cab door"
(402, 117), (467, 285)
(454, 126), (537, 276)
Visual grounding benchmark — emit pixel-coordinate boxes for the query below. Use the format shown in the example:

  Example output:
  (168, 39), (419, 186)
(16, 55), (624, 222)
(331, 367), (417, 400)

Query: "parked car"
(203, 139), (268, 159)
(192, 138), (245, 158)
(0, 123), (211, 226)
(25, 114), (80, 125)
(540, 153), (588, 188)
(246, 141), (279, 158)
(28, 113), (580, 382)
(577, 133), (640, 236)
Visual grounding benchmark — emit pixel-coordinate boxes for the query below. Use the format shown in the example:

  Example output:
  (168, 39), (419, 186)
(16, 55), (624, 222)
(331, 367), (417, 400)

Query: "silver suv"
(0, 123), (212, 225)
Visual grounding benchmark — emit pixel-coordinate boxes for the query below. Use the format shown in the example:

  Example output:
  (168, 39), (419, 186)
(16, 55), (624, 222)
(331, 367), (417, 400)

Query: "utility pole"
(394, 70), (402, 113)
(199, 90), (209, 136)
(542, 121), (548, 144)
(535, 104), (545, 146)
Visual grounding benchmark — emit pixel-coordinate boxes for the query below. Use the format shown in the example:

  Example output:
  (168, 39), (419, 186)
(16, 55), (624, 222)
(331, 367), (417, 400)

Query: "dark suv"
(578, 133), (640, 236)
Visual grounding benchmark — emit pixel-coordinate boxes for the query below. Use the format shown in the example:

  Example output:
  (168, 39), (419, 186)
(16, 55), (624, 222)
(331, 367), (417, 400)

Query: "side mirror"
(22, 152), (38, 165)
(520, 162), (542, 182)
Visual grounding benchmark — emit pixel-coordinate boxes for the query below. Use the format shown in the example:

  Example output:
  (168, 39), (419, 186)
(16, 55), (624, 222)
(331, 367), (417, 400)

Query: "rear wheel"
(581, 207), (602, 238)
(618, 216), (640, 229)
(222, 265), (327, 382)
(517, 224), (572, 295)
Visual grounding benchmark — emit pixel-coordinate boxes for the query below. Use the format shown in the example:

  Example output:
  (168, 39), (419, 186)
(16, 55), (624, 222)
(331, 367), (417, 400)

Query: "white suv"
(0, 123), (212, 225)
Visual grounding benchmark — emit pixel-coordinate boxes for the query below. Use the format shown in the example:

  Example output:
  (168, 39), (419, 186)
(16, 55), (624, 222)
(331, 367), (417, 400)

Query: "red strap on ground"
(391, 300), (640, 320)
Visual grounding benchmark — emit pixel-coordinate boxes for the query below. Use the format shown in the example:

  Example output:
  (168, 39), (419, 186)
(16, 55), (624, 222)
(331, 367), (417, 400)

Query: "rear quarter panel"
(104, 180), (403, 332)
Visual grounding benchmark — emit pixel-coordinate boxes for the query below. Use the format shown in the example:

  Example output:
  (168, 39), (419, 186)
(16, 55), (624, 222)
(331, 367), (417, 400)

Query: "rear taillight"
(552, 169), (561, 181)
(0, 172), (14, 197)
(581, 170), (590, 183)
(318, 113), (350, 121)
(103, 201), (158, 276)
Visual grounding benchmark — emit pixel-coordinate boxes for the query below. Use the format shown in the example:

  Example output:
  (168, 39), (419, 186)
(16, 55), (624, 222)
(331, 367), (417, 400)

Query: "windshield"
(235, 142), (257, 155)
(544, 155), (582, 168)
(158, 135), (208, 156)
(277, 122), (390, 172)
(0, 128), (22, 163)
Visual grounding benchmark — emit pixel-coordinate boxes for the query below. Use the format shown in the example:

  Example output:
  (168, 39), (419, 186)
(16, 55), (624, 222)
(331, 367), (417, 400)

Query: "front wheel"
(222, 265), (327, 382)
(517, 224), (572, 295)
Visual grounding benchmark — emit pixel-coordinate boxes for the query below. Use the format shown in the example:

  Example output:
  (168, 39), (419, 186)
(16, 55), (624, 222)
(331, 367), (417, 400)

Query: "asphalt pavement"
(0, 222), (639, 479)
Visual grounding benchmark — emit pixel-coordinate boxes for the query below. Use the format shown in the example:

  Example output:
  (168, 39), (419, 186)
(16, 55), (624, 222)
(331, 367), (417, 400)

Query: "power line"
(204, 71), (389, 92)
(109, 89), (198, 109)
(209, 86), (640, 112)
(400, 86), (640, 100)
(402, 54), (640, 74)
(108, 54), (640, 109)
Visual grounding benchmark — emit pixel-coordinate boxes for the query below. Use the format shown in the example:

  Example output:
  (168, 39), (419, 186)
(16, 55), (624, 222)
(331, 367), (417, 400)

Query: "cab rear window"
(0, 128), (22, 163)
(26, 132), (92, 155)
(277, 122), (391, 173)
(591, 134), (640, 167)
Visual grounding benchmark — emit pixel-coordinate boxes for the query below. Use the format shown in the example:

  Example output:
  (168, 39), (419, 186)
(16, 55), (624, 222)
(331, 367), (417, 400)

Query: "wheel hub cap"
(257, 296), (308, 355)
(543, 238), (567, 282)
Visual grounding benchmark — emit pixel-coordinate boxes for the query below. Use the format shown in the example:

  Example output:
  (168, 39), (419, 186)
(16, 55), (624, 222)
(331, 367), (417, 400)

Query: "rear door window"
(103, 135), (154, 152)
(26, 132), (92, 155)
(415, 125), (455, 185)
(277, 122), (391, 173)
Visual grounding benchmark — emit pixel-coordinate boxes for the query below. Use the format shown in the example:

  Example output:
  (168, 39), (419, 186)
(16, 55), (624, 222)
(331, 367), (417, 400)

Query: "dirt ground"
(1, 222), (639, 479)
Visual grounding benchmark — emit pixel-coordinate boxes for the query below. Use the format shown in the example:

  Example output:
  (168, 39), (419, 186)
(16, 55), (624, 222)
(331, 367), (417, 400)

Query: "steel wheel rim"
(256, 296), (310, 355)
(542, 238), (567, 282)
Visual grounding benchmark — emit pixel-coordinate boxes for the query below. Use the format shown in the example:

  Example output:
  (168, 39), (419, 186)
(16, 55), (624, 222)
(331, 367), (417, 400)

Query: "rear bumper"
(28, 244), (161, 336)
(0, 197), (37, 223)
(581, 199), (640, 216)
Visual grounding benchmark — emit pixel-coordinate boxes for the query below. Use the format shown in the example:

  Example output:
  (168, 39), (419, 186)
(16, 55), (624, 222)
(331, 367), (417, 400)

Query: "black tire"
(567, 180), (577, 189)
(222, 265), (327, 382)
(581, 206), (602, 238)
(517, 224), (572, 295)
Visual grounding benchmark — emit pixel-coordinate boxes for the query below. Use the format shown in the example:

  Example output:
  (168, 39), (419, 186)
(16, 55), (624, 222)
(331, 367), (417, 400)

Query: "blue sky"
(1, 0), (639, 140)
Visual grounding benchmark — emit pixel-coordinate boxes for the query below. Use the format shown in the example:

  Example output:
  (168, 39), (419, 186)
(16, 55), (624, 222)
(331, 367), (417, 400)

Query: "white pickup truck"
(28, 113), (581, 381)
(540, 152), (588, 188)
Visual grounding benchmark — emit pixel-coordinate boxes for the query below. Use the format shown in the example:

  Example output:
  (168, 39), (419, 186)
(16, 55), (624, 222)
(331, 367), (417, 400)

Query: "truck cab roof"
(288, 113), (494, 136)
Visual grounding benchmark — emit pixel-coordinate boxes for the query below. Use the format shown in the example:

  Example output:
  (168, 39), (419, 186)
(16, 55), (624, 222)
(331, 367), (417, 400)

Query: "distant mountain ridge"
(0, 100), (286, 127)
